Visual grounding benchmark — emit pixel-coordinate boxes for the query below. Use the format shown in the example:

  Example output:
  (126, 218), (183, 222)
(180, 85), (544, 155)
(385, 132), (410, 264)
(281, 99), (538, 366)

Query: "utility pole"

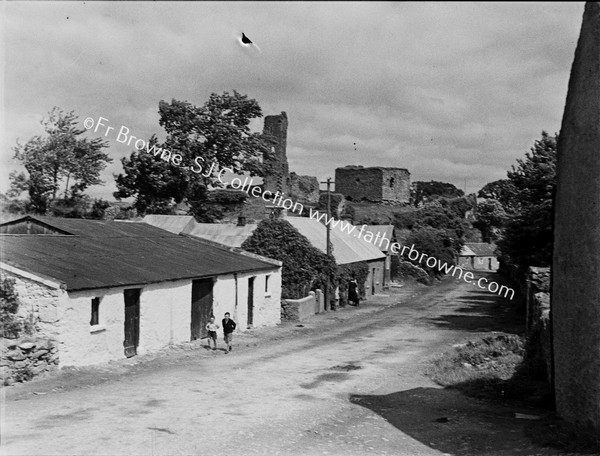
(320, 177), (334, 311)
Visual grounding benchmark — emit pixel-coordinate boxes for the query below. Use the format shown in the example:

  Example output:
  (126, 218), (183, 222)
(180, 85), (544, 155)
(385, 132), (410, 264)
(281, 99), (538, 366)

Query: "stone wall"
(335, 166), (383, 202)
(289, 173), (320, 204)
(525, 267), (552, 384)
(281, 292), (316, 321)
(1, 270), (63, 340)
(1, 337), (59, 385)
(335, 166), (410, 203)
(552, 2), (600, 434)
(262, 112), (289, 194)
(381, 168), (411, 203)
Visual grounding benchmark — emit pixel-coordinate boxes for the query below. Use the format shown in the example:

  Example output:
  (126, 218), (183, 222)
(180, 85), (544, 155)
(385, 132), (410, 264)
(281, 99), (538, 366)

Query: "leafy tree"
(412, 181), (464, 206)
(9, 108), (111, 214)
(88, 198), (112, 219)
(114, 136), (188, 214)
(497, 131), (557, 267)
(405, 226), (458, 278)
(241, 219), (337, 299)
(114, 91), (270, 220)
(477, 179), (517, 211)
(472, 199), (508, 243)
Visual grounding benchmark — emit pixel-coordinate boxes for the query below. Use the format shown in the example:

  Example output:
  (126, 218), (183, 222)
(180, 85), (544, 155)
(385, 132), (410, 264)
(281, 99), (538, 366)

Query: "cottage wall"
(62, 286), (135, 366)
(214, 270), (282, 329)
(3, 266), (281, 368)
(364, 259), (385, 296)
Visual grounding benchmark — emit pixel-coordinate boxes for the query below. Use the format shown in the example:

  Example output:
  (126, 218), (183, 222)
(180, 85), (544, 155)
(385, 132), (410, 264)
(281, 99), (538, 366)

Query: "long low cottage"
(0, 216), (282, 367)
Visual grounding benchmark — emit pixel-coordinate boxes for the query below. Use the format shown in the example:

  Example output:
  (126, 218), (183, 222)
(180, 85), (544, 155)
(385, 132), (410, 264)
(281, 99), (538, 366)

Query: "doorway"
(191, 279), (214, 340)
(124, 288), (141, 358)
(247, 277), (255, 327)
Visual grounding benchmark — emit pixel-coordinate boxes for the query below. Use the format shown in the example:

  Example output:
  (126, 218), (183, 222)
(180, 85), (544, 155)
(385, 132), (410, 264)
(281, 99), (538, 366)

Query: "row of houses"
(0, 214), (498, 369)
(0, 216), (282, 367)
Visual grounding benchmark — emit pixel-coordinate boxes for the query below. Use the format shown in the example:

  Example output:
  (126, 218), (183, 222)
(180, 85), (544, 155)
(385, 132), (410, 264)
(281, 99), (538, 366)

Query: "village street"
(2, 273), (557, 456)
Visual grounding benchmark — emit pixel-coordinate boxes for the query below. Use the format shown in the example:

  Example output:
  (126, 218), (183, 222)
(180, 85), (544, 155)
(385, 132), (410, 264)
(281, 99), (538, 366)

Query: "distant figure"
(348, 278), (360, 307)
(206, 316), (220, 351)
(222, 312), (237, 353)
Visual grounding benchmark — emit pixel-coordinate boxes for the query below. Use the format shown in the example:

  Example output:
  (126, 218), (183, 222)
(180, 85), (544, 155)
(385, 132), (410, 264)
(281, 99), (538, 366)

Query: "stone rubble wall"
(525, 267), (552, 384)
(0, 337), (59, 385)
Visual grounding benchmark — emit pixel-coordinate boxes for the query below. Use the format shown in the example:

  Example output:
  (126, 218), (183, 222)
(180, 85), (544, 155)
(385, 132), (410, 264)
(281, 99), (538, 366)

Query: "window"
(389, 177), (395, 188)
(265, 275), (271, 295)
(90, 297), (100, 326)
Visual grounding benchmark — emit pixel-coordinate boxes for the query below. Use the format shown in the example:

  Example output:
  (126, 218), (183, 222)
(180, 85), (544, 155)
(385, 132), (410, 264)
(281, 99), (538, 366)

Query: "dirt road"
(3, 273), (555, 456)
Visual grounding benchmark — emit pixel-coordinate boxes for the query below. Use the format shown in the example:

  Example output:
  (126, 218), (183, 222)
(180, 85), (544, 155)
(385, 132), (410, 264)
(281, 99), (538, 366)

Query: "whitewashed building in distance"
(0, 216), (282, 367)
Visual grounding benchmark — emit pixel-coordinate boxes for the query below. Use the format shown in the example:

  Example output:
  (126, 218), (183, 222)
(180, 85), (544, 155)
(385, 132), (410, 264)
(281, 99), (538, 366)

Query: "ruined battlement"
(335, 166), (410, 204)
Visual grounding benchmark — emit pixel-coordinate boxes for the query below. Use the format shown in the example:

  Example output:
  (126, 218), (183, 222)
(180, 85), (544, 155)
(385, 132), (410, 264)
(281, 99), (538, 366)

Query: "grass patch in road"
(425, 333), (551, 406)
(425, 334), (600, 454)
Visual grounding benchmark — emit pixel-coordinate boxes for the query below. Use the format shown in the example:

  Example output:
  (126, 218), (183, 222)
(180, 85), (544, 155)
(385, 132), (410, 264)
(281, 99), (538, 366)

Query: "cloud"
(1, 2), (584, 200)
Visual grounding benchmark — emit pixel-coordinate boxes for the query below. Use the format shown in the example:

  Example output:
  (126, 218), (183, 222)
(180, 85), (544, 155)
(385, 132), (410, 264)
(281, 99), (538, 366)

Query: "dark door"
(191, 279), (214, 340)
(247, 277), (255, 327)
(371, 268), (376, 294)
(124, 288), (140, 358)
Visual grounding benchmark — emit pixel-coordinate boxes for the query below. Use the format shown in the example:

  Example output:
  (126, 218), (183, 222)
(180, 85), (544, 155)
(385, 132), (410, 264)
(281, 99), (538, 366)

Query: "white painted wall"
(212, 269), (282, 330)
(2, 266), (282, 367)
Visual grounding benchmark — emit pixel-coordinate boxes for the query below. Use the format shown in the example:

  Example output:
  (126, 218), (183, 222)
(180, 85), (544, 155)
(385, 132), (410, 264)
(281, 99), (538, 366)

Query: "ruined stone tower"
(335, 166), (411, 204)
(262, 112), (290, 194)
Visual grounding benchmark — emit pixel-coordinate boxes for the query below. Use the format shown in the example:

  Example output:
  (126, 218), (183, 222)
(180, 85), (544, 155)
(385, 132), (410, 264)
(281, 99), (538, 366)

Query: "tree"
(8, 108), (111, 214)
(405, 226), (458, 278)
(477, 179), (517, 211)
(412, 181), (464, 206)
(114, 91), (270, 219)
(241, 219), (337, 299)
(114, 136), (188, 214)
(497, 131), (557, 267)
(472, 199), (508, 243)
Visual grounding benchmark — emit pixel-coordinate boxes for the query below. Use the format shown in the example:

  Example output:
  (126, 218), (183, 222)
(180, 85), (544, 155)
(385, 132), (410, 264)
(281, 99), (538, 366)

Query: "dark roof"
(0, 217), (278, 291)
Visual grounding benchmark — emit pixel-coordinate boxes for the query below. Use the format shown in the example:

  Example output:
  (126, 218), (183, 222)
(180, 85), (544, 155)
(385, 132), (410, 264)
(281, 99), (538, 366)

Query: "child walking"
(222, 312), (237, 353)
(206, 316), (220, 351)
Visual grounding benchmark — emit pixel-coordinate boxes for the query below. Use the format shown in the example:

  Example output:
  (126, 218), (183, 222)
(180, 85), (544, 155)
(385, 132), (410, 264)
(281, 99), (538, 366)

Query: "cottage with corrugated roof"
(0, 216), (282, 367)
(456, 242), (499, 271)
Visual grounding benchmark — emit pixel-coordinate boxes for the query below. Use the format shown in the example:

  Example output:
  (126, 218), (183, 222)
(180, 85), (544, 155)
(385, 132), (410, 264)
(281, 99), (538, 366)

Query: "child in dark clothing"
(222, 312), (237, 352)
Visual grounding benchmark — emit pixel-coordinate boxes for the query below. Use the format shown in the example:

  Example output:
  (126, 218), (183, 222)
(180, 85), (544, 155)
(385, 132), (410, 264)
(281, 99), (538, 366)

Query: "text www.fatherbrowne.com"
(84, 115), (514, 301)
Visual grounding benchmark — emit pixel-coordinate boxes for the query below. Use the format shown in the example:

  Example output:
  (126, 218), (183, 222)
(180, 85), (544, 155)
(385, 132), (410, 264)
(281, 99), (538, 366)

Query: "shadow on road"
(350, 387), (599, 455)
(426, 272), (523, 334)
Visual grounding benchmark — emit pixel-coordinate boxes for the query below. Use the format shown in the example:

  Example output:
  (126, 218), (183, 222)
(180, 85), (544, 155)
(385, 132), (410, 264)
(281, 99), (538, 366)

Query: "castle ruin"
(335, 166), (411, 204)
(262, 112), (320, 204)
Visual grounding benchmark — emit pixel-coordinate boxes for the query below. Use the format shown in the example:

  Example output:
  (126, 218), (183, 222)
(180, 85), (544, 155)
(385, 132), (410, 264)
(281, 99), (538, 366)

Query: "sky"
(1, 1), (585, 201)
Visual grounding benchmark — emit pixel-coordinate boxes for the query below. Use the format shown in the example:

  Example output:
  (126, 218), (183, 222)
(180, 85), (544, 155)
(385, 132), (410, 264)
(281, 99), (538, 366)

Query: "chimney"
(237, 215), (247, 227)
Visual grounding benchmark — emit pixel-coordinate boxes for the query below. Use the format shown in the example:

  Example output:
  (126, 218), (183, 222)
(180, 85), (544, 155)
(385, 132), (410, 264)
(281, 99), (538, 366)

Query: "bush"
(242, 219), (338, 299)
(0, 276), (22, 338)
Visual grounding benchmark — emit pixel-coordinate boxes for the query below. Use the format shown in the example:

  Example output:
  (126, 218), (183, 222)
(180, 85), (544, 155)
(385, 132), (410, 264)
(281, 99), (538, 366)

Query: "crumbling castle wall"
(289, 173), (320, 204)
(262, 112), (289, 194)
(335, 166), (410, 203)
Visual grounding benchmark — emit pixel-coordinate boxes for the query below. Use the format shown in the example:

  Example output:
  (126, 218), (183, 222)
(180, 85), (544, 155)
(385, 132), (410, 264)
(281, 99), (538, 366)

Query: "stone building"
(0, 216), (282, 367)
(262, 112), (290, 194)
(261, 112), (320, 204)
(335, 166), (411, 204)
